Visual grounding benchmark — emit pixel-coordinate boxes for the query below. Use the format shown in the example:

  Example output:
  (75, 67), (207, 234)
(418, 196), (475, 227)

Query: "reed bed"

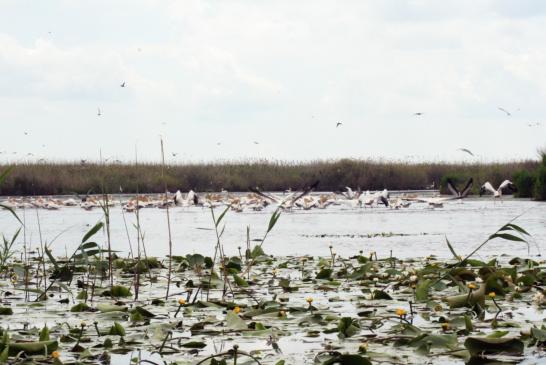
(0, 159), (538, 196)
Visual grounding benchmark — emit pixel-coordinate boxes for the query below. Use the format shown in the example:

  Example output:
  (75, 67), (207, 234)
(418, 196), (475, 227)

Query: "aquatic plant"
(0, 159), (538, 195)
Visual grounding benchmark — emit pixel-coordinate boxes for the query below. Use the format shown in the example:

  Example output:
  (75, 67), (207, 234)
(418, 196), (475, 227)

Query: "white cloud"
(0, 0), (545, 163)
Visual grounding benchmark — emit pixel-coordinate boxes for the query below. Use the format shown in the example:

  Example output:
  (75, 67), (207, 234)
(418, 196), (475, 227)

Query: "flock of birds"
(0, 179), (517, 212)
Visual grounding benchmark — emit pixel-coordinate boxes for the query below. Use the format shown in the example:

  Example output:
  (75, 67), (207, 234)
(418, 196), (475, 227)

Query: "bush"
(534, 166), (546, 201)
(513, 170), (535, 198)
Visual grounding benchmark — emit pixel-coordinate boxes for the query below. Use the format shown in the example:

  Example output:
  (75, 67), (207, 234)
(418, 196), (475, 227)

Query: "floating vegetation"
(301, 232), (439, 239)
(0, 205), (543, 364)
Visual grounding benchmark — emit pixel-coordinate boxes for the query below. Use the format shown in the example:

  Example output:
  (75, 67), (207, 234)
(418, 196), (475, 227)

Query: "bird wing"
(498, 180), (513, 191)
(460, 178), (473, 197)
(289, 181), (319, 204)
(481, 182), (496, 195)
(248, 187), (280, 203)
(446, 178), (460, 197)
(458, 148), (474, 156)
(498, 107), (511, 116)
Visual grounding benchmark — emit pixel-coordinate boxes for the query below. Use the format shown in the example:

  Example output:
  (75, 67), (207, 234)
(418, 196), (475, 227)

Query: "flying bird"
(446, 178), (473, 199)
(253, 141), (259, 144)
(458, 148), (474, 156)
(172, 152), (178, 157)
(97, 108), (102, 116)
(414, 112), (424, 116)
(480, 180), (517, 198)
(336, 122), (343, 128)
(120, 82), (126, 88)
(24, 132), (28, 135)
(497, 107), (511, 116)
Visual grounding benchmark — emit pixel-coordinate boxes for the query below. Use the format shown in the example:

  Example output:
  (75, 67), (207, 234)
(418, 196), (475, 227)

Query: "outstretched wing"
(248, 186), (280, 203)
(480, 181), (496, 196)
(458, 148), (474, 156)
(446, 178), (460, 197)
(460, 178), (473, 197)
(498, 180), (516, 192)
(290, 180), (320, 204)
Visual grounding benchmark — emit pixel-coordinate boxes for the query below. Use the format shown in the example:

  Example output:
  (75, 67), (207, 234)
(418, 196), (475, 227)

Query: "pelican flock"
(0, 177), (517, 212)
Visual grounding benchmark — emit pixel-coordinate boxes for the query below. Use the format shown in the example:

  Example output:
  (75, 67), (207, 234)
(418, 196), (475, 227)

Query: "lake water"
(2, 197), (544, 260)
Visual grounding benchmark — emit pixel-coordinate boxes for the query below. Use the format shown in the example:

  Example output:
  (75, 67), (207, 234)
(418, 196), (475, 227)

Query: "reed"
(0, 159), (538, 196)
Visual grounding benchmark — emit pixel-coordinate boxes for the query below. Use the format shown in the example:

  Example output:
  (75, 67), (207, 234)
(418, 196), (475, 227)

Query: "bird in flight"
(336, 122), (343, 128)
(97, 108), (102, 116)
(24, 132), (28, 135)
(528, 122), (541, 127)
(458, 148), (474, 157)
(217, 142), (221, 146)
(172, 152), (178, 157)
(414, 112), (424, 116)
(497, 107), (511, 116)
(254, 141), (259, 144)
(120, 82), (126, 88)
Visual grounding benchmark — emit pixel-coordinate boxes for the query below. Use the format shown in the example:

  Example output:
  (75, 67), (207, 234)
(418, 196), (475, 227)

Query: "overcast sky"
(1, 0), (545, 164)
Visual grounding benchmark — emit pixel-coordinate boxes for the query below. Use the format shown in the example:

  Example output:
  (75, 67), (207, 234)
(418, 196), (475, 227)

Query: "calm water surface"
(1, 198), (544, 260)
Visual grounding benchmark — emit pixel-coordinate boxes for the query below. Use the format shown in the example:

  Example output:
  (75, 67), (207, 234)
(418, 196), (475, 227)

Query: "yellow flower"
(178, 298), (186, 305)
(279, 310), (286, 317)
(395, 308), (407, 317)
(488, 292), (496, 298)
(467, 283), (476, 290)
(52, 351), (61, 359)
(306, 297), (313, 304)
(441, 322), (450, 330)
(233, 306), (241, 314)
(80, 321), (86, 327)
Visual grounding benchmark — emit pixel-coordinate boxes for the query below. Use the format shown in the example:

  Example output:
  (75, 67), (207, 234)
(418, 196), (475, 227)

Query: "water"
(1, 198), (544, 260)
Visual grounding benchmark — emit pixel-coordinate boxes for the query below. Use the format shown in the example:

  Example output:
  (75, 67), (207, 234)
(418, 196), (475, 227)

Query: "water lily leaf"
(531, 327), (546, 342)
(464, 337), (524, 356)
(226, 311), (247, 331)
(0, 308), (13, 316)
(322, 354), (372, 365)
(71, 303), (92, 312)
(131, 306), (155, 318)
(408, 334), (458, 350)
(316, 268), (333, 280)
(97, 303), (128, 313)
(181, 341), (207, 348)
(371, 290), (392, 300)
(233, 274), (249, 287)
(487, 331), (509, 339)
(0, 340), (58, 356)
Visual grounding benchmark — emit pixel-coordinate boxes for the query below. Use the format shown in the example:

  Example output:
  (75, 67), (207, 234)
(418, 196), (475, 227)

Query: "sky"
(1, 0), (546, 164)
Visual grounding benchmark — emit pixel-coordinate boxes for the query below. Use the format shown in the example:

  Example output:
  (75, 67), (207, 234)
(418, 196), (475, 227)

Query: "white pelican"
(249, 181), (319, 210)
(406, 178), (473, 208)
(446, 178), (473, 198)
(480, 180), (517, 199)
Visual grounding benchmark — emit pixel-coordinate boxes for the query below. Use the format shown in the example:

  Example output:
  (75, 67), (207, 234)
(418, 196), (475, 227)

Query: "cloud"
(0, 0), (545, 162)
